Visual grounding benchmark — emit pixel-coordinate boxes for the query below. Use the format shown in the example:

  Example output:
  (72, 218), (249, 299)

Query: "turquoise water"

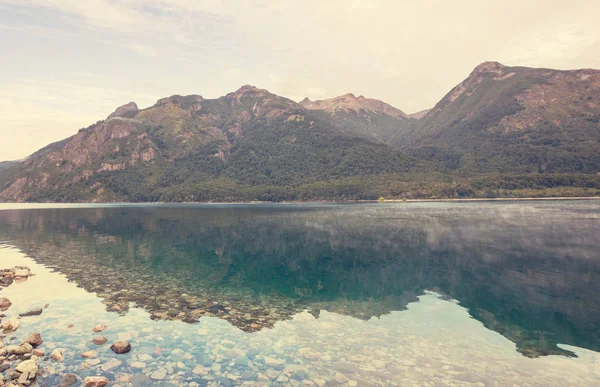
(0, 202), (599, 386)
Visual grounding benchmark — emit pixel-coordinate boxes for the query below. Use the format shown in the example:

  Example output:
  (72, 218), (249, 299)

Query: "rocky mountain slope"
(0, 86), (432, 202)
(394, 62), (600, 174)
(299, 93), (413, 144)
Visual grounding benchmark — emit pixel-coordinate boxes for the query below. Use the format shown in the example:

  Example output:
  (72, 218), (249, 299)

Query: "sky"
(1, 0), (600, 160)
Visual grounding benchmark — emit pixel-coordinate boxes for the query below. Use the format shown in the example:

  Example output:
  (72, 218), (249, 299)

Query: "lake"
(0, 201), (599, 386)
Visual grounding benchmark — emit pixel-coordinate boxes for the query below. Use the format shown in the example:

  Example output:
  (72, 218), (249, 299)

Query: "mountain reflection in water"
(0, 202), (598, 358)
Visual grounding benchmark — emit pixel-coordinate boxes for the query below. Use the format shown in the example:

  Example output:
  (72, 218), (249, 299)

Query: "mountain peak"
(469, 61), (507, 79)
(155, 95), (204, 107)
(107, 102), (139, 120)
(474, 61), (505, 72)
(234, 85), (266, 94)
(299, 94), (407, 118)
(226, 85), (274, 101)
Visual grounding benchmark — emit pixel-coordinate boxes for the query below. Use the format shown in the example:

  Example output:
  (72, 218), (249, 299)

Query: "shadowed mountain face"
(0, 202), (599, 358)
(0, 86), (429, 203)
(395, 62), (600, 174)
(299, 93), (412, 144)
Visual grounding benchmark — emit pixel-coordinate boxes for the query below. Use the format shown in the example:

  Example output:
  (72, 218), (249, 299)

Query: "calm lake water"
(0, 201), (599, 386)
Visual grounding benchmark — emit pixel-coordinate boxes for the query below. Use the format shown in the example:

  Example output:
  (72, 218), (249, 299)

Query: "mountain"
(394, 62), (600, 174)
(2, 62), (600, 203)
(0, 161), (18, 172)
(408, 109), (430, 120)
(0, 86), (433, 203)
(299, 93), (412, 144)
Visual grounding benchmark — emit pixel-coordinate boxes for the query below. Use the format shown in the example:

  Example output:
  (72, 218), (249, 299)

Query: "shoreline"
(0, 196), (599, 209)
(383, 196), (600, 203)
(0, 196), (599, 208)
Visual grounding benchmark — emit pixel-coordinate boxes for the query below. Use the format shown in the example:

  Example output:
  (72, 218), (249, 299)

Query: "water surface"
(0, 201), (599, 386)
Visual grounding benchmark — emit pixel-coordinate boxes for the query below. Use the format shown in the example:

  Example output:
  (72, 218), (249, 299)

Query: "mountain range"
(1, 62), (599, 202)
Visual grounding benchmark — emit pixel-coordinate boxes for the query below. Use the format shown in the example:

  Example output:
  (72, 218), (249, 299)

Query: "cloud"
(1, 0), (600, 158)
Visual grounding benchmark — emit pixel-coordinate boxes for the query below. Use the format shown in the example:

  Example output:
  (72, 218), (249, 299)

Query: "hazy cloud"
(1, 0), (600, 159)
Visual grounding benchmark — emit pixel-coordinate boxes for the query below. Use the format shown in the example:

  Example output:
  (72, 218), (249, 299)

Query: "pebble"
(335, 372), (349, 383)
(92, 336), (107, 345)
(83, 376), (109, 387)
(0, 297), (12, 310)
(50, 349), (64, 361)
(32, 349), (44, 357)
(193, 365), (208, 375)
(81, 350), (98, 359)
(264, 356), (284, 366)
(312, 379), (327, 387)
(24, 333), (43, 347)
(138, 353), (153, 362)
(110, 341), (132, 354)
(92, 324), (107, 333)
(130, 361), (146, 368)
(151, 368), (167, 380)
(100, 358), (121, 372)
(61, 374), (78, 386)
(1, 317), (21, 331)
(15, 359), (38, 374)
(86, 358), (101, 366)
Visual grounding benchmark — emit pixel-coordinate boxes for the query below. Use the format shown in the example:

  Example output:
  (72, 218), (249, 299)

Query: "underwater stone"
(81, 350), (98, 359)
(0, 297), (12, 310)
(110, 341), (132, 354)
(50, 349), (64, 361)
(83, 376), (109, 387)
(15, 359), (38, 375)
(92, 324), (107, 333)
(60, 374), (78, 386)
(91, 336), (107, 345)
(1, 317), (20, 332)
(19, 308), (43, 317)
(24, 333), (43, 347)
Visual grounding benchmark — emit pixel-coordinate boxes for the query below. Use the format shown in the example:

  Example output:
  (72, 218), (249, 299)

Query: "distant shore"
(381, 196), (600, 203)
(0, 196), (599, 209)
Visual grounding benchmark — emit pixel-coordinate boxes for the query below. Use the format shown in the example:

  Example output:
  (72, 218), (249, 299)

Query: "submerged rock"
(0, 297), (12, 311)
(83, 376), (109, 387)
(92, 324), (107, 333)
(19, 308), (43, 317)
(110, 341), (132, 354)
(150, 368), (167, 380)
(24, 332), (43, 347)
(100, 358), (121, 371)
(91, 336), (107, 345)
(51, 349), (64, 361)
(81, 350), (98, 359)
(335, 373), (349, 384)
(7, 343), (33, 355)
(1, 317), (21, 332)
(15, 359), (38, 374)
(60, 374), (78, 386)
(32, 348), (44, 357)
